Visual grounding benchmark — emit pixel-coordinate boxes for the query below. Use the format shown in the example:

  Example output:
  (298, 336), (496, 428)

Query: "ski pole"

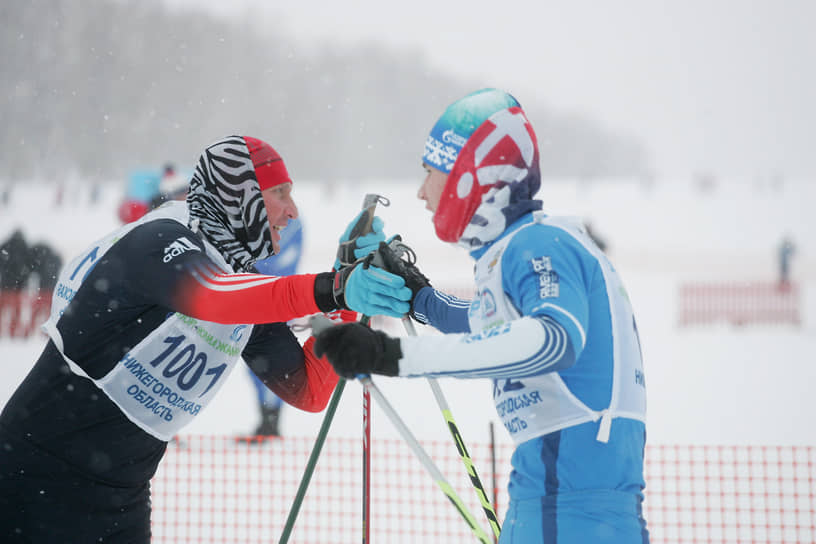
(344, 193), (390, 544)
(278, 377), (346, 544)
(401, 317), (502, 540)
(359, 375), (493, 544)
(362, 364), (371, 544)
(280, 194), (386, 544)
(489, 421), (499, 544)
(310, 315), (491, 542)
(361, 315), (372, 544)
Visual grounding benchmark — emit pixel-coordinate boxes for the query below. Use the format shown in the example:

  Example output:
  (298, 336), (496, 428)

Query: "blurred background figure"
(0, 229), (31, 338)
(244, 216), (304, 439)
(117, 163), (182, 223)
(778, 235), (796, 289)
(150, 163), (189, 209)
(54, 182), (65, 207)
(25, 242), (63, 337)
(89, 182), (102, 205)
(0, 184), (11, 208)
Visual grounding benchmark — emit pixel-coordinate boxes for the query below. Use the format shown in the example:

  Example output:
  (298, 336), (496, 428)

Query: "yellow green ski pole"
(359, 375), (492, 544)
(402, 317), (502, 541)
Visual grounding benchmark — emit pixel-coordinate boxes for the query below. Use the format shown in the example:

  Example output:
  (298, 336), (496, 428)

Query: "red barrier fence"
(678, 282), (801, 327)
(151, 437), (815, 543)
(0, 289), (51, 338)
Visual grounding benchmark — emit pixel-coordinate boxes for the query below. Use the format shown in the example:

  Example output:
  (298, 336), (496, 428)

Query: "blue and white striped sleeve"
(411, 286), (471, 333)
(397, 315), (575, 379)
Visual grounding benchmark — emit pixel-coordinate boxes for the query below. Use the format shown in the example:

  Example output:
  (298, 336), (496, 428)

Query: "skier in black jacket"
(0, 135), (412, 543)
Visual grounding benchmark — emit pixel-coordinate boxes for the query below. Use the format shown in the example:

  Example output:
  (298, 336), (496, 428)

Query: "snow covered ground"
(1, 175), (813, 449)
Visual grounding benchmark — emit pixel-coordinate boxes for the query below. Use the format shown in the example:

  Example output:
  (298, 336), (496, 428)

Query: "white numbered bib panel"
(44, 205), (252, 441)
(469, 212), (646, 444)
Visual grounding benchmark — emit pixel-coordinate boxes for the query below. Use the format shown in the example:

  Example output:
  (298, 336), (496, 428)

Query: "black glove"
(372, 240), (431, 316)
(314, 322), (402, 379)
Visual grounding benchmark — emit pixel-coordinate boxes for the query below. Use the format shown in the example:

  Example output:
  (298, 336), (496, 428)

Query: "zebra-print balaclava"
(187, 135), (292, 272)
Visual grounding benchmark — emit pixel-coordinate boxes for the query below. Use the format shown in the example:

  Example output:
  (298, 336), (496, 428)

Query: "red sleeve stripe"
(175, 270), (321, 324)
(198, 262), (266, 281)
(190, 264), (284, 291)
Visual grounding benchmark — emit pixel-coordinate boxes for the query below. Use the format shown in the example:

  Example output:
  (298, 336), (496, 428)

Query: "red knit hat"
(244, 136), (292, 190)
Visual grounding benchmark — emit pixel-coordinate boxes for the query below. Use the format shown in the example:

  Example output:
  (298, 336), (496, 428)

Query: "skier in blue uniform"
(315, 89), (650, 543)
(247, 217), (305, 437)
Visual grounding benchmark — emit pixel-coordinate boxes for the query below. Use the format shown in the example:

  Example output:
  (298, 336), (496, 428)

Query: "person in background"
(245, 216), (305, 439)
(25, 241), (63, 337)
(0, 135), (412, 542)
(0, 184), (11, 207)
(150, 163), (188, 210)
(777, 235), (796, 289)
(0, 229), (31, 338)
(315, 89), (650, 543)
(117, 163), (179, 223)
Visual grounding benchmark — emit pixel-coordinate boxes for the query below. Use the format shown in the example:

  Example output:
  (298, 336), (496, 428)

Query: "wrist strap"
(314, 271), (339, 313)
(331, 267), (351, 309)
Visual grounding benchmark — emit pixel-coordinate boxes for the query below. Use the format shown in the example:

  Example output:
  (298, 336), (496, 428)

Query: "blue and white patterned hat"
(422, 88), (521, 173)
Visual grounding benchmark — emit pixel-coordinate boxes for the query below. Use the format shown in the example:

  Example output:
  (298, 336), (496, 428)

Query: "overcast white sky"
(164, 0), (816, 181)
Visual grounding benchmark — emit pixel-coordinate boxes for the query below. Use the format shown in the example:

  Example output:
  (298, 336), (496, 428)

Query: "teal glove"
(335, 262), (412, 318)
(334, 211), (386, 270)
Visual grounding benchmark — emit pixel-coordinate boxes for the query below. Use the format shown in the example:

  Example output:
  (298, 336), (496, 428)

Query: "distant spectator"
(150, 163), (188, 209)
(117, 167), (165, 223)
(89, 183), (101, 205)
(243, 217), (304, 440)
(117, 199), (150, 224)
(778, 235), (796, 289)
(0, 229), (31, 338)
(26, 242), (63, 336)
(54, 183), (65, 207)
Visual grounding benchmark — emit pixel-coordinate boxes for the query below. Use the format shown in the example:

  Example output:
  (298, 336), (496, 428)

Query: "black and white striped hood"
(186, 135), (274, 273)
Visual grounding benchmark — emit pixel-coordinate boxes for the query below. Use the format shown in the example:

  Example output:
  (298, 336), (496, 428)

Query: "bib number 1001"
(148, 335), (226, 397)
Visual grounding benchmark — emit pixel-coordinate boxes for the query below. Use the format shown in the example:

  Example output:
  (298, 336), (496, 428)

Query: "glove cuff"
(379, 333), (402, 377)
(408, 285), (433, 324)
(314, 271), (340, 313)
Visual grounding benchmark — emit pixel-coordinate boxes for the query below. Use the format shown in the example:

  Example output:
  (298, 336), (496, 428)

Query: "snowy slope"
(1, 176), (813, 448)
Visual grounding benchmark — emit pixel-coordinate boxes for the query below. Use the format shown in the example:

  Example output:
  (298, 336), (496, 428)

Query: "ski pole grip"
(336, 194), (389, 267)
(348, 194), (382, 239)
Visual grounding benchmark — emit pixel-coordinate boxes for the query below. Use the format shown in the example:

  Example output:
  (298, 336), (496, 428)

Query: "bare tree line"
(0, 0), (650, 182)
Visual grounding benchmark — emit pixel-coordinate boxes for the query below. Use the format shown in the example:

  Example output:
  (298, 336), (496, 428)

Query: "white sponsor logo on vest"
(163, 237), (200, 263)
(531, 256), (560, 298)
